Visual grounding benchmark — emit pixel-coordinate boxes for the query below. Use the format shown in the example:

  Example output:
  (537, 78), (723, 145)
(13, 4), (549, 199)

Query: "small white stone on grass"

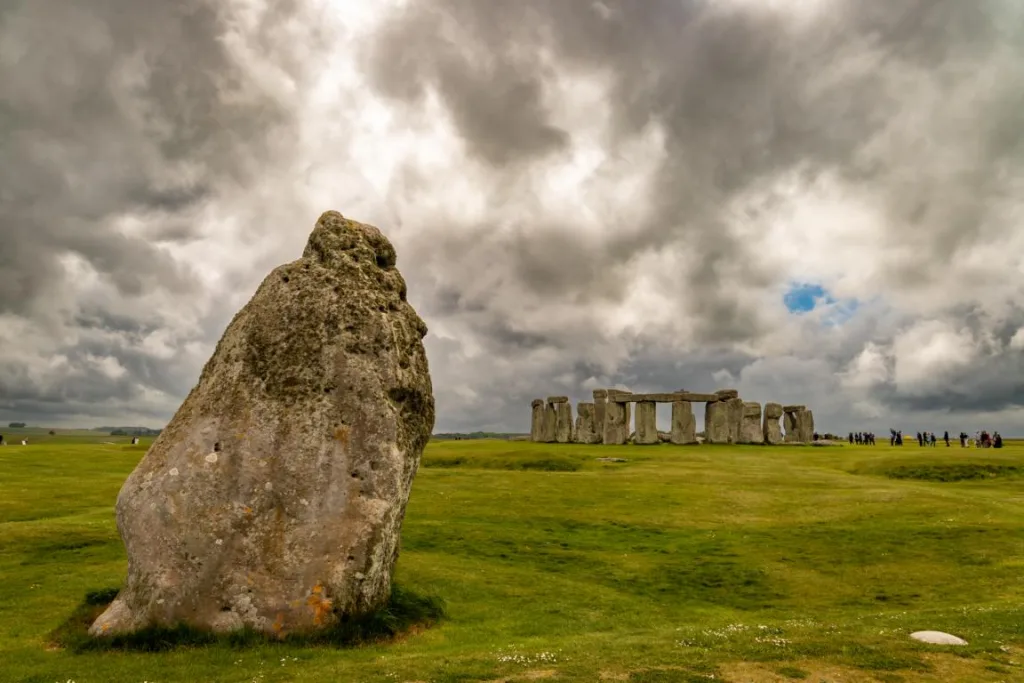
(910, 630), (968, 645)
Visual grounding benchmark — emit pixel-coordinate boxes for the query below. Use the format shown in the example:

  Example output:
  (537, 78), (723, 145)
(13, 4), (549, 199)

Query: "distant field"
(1, 438), (1022, 682)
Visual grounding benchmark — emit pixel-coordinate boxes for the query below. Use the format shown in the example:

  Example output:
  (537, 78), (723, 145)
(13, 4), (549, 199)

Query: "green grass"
(2, 437), (1023, 682)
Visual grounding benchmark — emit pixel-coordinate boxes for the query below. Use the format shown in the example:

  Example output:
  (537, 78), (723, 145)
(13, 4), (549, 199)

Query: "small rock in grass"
(910, 630), (968, 645)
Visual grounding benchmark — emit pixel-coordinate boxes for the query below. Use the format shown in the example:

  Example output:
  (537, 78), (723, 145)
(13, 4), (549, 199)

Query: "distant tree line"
(8, 422), (26, 428)
(432, 432), (527, 440)
(102, 427), (163, 436)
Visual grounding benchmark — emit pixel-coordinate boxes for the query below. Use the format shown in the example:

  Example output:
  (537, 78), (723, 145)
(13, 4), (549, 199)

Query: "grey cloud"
(359, 0), (1024, 431)
(0, 0), (313, 315)
(0, 0), (323, 426)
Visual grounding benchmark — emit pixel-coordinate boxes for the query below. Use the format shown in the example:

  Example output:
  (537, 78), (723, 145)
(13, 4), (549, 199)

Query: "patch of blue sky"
(783, 282), (859, 326)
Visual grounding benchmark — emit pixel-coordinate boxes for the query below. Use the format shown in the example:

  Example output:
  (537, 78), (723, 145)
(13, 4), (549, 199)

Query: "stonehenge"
(529, 389), (815, 446)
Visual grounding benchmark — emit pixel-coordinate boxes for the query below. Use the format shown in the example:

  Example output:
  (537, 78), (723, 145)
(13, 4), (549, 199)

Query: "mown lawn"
(1, 435), (1023, 682)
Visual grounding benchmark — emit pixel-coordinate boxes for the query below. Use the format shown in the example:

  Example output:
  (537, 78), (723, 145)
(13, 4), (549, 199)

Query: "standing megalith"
(704, 399), (730, 444)
(574, 402), (601, 444)
(547, 397), (573, 443)
(801, 409), (815, 442)
(603, 391), (629, 445)
(739, 402), (764, 444)
(542, 402), (558, 443)
(634, 401), (659, 445)
(90, 210), (434, 637)
(670, 401), (697, 445)
(783, 405), (805, 443)
(762, 402), (783, 444)
(592, 389), (608, 444)
(725, 396), (745, 444)
(530, 399), (545, 441)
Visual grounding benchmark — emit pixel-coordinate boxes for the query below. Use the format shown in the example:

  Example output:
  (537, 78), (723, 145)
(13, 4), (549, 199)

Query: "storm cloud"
(2, 0), (1024, 434)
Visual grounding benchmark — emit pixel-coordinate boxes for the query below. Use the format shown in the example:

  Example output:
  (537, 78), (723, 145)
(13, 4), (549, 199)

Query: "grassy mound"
(50, 584), (445, 653)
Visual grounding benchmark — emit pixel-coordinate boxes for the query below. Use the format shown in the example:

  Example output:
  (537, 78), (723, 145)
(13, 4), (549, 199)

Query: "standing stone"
(670, 401), (697, 445)
(725, 396), (745, 444)
(623, 397), (632, 439)
(574, 402), (600, 444)
(592, 389), (608, 444)
(542, 403), (557, 443)
(739, 402), (764, 444)
(555, 401), (574, 443)
(634, 401), (658, 445)
(90, 210), (433, 637)
(800, 409), (815, 443)
(783, 409), (800, 443)
(603, 392), (629, 445)
(762, 402), (784, 445)
(530, 399), (545, 441)
(704, 400), (730, 444)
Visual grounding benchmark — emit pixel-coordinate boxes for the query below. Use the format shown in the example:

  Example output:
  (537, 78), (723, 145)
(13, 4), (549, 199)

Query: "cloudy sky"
(3, 0), (1024, 435)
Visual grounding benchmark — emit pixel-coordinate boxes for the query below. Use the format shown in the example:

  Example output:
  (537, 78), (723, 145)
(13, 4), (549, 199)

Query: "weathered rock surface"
(715, 389), (740, 399)
(90, 211), (433, 637)
(762, 402), (783, 444)
(725, 397), (744, 443)
(574, 402), (601, 444)
(634, 401), (658, 445)
(783, 406), (814, 443)
(603, 396), (629, 445)
(542, 402), (557, 443)
(783, 409), (799, 443)
(670, 401), (697, 445)
(555, 401), (574, 443)
(739, 402), (764, 444)
(592, 390), (607, 444)
(801, 409), (815, 443)
(704, 400), (730, 444)
(546, 396), (569, 404)
(530, 399), (544, 441)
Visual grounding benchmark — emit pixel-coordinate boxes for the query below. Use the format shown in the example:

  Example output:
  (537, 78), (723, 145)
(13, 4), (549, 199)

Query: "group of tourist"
(848, 432), (877, 445)
(0, 435), (28, 446)
(878, 429), (1004, 448)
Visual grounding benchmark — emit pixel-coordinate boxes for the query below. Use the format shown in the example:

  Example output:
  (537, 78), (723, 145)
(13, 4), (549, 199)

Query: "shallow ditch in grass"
(49, 584), (445, 653)
(849, 459), (1024, 483)
(421, 454), (584, 472)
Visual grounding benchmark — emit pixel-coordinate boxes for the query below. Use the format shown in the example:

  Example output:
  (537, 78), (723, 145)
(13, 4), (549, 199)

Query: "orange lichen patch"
(305, 581), (334, 626)
(272, 612), (285, 635)
(333, 425), (351, 447)
(243, 506), (253, 515)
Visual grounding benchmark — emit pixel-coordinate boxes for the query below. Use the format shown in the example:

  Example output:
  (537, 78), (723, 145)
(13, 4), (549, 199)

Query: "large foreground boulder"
(90, 211), (434, 637)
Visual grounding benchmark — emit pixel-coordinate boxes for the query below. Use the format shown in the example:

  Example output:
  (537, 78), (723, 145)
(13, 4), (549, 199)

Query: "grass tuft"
(49, 583), (445, 653)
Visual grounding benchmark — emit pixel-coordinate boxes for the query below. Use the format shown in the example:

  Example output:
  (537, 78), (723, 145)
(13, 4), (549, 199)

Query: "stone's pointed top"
(531, 399), (544, 407)
(304, 210), (398, 270)
(783, 404), (806, 412)
(546, 396), (569, 403)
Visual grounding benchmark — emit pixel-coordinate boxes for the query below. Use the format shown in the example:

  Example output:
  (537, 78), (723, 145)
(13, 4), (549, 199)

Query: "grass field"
(2, 434), (1023, 682)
